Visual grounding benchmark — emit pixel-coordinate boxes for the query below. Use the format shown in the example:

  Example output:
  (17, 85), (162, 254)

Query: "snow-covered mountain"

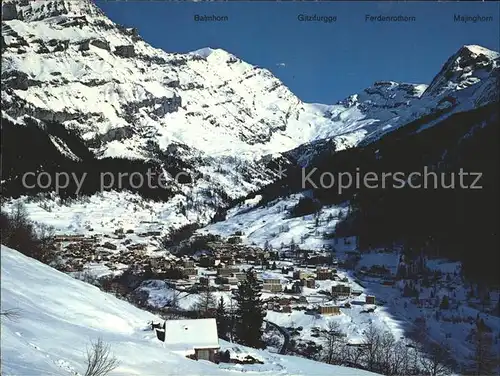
(422, 44), (499, 103)
(287, 46), (499, 165)
(1, 0), (499, 229)
(3, 0), (498, 155)
(2, 0), (334, 159)
(0, 245), (382, 376)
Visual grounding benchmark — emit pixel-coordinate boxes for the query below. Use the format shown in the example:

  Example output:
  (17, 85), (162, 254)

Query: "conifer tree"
(440, 295), (450, 310)
(232, 268), (266, 349)
(216, 297), (229, 341)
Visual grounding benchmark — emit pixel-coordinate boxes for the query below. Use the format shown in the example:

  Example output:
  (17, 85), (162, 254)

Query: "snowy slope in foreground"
(0, 246), (381, 376)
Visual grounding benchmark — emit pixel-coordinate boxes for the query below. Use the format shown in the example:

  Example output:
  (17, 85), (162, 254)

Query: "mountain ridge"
(3, 0), (498, 160)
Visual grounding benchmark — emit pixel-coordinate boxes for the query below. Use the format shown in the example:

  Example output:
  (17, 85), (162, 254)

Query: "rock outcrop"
(114, 44), (135, 58)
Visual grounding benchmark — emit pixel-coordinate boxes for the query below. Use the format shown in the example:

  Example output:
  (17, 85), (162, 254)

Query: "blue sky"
(96, 1), (499, 104)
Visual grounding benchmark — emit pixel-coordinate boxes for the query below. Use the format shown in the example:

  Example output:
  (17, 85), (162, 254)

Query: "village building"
(198, 255), (216, 267)
(284, 281), (302, 294)
(366, 295), (376, 305)
(220, 255), (236, 265)
(183, 268), (198, 277)
(298, 296), (308, 304)
(215, 276), (229, 285)
(319, 306), (341, 315)
(332, 284), (352, 298)
(266, 300), (292, 313)
(261, 277), (281, 285)
(163, 318), (220, 362)
(127, 243), (147, 251)
(316, 267), (333, 280)
(305, 278), (316, 288)
(306, 254), (332, 266)
(53, 234), (89, 243)
(201, 270), (218, 278)
(268, 251), (279, 260)
(174, 280), (193, 288)
(150, 256), (172, 271)
(293, 270), (314, 280)
(262, 283), (282, 293)
(278, 298), (291, 306)
(217, 267), (239, 277)
(261, 276), (282, 292)
(232, 272), (247, 281)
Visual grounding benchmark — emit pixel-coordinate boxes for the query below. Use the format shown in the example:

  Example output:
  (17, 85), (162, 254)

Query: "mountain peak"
(188, 47), (241, 64)
(423, 44), (499, 98)
(461, 44), (500, 59)
(189, 47), (217, 58)
(2, 0), (104, 22)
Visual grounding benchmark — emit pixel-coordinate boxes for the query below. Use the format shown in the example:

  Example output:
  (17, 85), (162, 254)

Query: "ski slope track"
(0, 245), (382, 376)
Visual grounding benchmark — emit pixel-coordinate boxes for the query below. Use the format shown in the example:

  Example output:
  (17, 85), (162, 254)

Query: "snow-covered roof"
(164, 318), (219, 350)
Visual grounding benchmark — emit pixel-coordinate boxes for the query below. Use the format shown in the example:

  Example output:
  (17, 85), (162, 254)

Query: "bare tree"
(0, 308), (22, 322)
(322, 321), (347, 365)
(377, 330), (397, 375)
(361, 321), (383, 372)
(10, 201), (30, 228)
(1, 202), (56, 263)
(344, 344), (365, 368)
(410, 316), (429, 343)
(359, 322), (412, 375)
(419, 341), (454, 376)
(35, 223), (55, 252)
(467, 325), (498, 375)
(168, 290), (181, 310)
(389, 340), (415, 376)
(192, 288), (216, 317)
(84, 338), (119, 376)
